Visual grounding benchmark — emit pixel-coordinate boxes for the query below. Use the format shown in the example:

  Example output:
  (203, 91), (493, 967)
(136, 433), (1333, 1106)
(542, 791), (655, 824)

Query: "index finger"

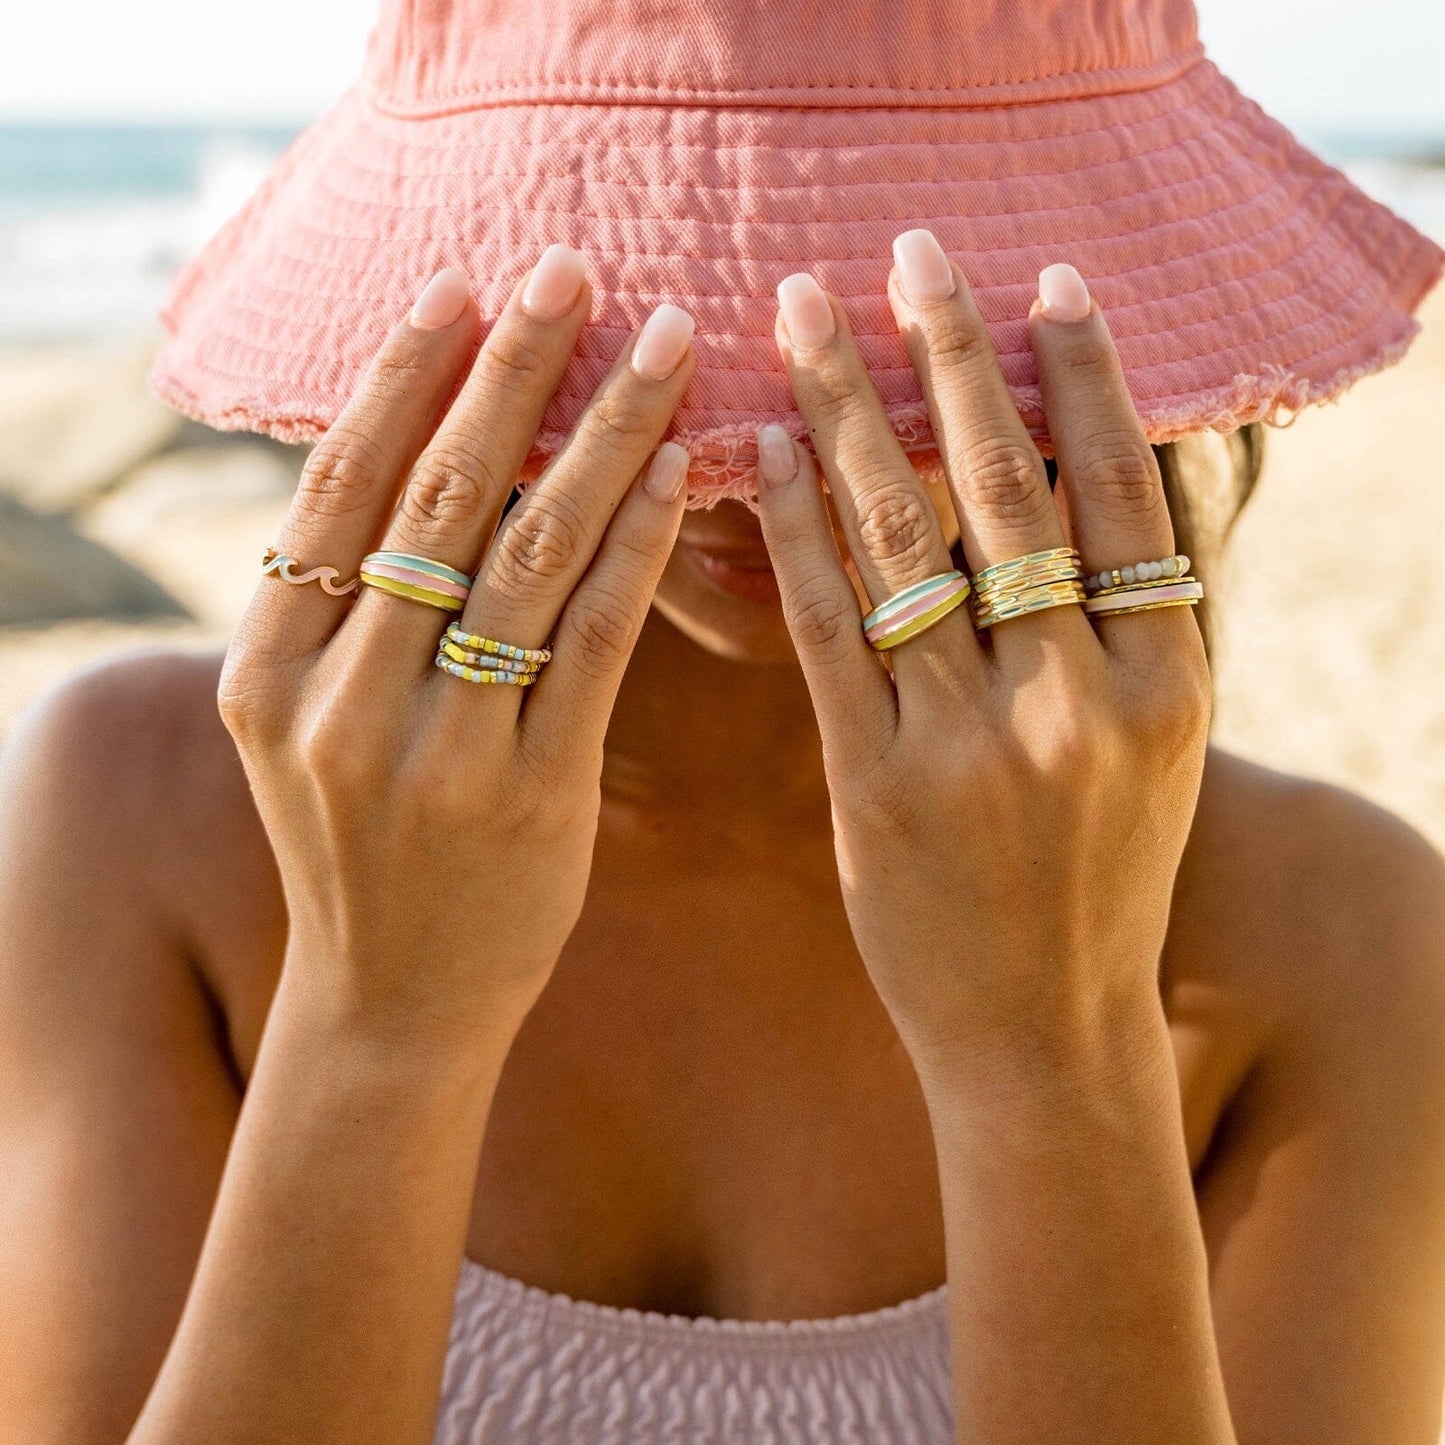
(241, 267), (481, 664)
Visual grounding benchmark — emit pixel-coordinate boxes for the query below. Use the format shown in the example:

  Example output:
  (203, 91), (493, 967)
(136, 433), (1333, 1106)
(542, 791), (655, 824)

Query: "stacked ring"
(444, 622), (551, 665)
(435, 654), (540, 685)
(1081, 552), (1205, 618)
(970, 547), (1086, 630)
(862, 570), (972, 651)
(434, 620), (553, 687)
(359, 551), (473, 613)
(1084, 555), (1191, 593)
(1082, 579), (1204, 617)
(438, 639), (538, 674)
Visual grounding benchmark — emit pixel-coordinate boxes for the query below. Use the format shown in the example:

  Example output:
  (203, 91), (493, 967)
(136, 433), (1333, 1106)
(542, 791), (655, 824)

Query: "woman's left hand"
(755, 234), (1211, 1078)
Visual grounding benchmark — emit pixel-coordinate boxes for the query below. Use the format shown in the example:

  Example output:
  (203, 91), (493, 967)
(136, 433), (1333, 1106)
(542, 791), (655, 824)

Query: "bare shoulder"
(0, 648), (277, 993)
(1178, 746), (1445, 1017)
(1178, 760), (1445, 1439)
(1171, 745), (1445, 1124)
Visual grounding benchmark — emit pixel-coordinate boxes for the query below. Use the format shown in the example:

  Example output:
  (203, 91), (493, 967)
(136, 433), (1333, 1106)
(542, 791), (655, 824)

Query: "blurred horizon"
(2, 0), (1443, 348)
(2, 0), (1444, 133)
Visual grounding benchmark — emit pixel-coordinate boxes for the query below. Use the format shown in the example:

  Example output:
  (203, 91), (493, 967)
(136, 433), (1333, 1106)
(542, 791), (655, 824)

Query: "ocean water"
(1, 119), (1442, 347)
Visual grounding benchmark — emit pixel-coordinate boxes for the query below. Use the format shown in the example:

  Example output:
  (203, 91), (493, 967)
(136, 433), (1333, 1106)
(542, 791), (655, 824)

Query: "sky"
(1, 0), (1442, 137)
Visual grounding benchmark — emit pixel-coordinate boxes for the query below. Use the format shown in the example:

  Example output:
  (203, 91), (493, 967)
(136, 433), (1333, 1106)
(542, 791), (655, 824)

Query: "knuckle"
(1139, 654), (1213, 745)
(488, 491), (589, 593)
(402, 444), (495, 532)
(566, 585), (640, 677)
(851, 758), (916, 835)
(215, 661), (279, 743)
(807, 377), (868, 433)
(295, 714), (362, 785)
(1075, 430), (1164, 517)
(1043, 708), (1106, 775)
(786, 583), (857, 656)
(294, 428), (388, 523)
(854, 478), (937, 573)
(477, 327), (555, 396)
(926, 315), (995, 372)
(1054, 328), (1112, 378)
(585, 389), (660, 452)
(371, 336), (430, 392)
(961, 440), (1052, 528)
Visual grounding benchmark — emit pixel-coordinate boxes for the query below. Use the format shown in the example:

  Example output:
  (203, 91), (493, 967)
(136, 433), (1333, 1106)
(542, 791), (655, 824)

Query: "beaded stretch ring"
(260, 547), (359, 596)
(435, 654), (539, 685)
(359, 550), (473, 613)
(445, 622), (552, 665)
(1084, 554), (1190, 594)
(438, 639), (540, 674)
(862, 570), (972, 651)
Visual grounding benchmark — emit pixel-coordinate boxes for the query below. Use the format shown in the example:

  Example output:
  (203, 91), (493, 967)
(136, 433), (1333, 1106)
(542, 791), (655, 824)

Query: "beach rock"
(0, 335), (184, 512)
(86, 441), (300, 547)
(0, 493), (187, 626)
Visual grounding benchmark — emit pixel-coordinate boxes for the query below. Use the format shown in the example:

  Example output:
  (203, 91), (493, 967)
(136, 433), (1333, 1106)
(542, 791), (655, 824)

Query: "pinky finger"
(518, 442), (690, 766)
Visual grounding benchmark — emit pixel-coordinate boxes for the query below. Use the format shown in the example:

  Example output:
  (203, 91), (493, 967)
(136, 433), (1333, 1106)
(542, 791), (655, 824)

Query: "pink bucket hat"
(146, 0), (1443, 511)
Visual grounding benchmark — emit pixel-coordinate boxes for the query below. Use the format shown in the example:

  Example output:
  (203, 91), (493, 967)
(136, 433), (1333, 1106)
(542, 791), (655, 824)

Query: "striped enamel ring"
(861, 569), (972, 651)
(358, 550), (472, 613)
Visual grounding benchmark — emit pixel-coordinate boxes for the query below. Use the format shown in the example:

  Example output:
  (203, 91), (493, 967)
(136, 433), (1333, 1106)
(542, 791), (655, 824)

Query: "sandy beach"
(3, 288), (1445, 852)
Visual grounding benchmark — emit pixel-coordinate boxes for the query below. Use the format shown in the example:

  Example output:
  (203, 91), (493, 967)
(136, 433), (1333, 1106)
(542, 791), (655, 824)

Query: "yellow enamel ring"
(865, 571), (973, 651)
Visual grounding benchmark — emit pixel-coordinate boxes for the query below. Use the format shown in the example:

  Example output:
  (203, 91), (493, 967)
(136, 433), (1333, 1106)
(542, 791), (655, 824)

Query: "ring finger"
(450, 301), (696, 674)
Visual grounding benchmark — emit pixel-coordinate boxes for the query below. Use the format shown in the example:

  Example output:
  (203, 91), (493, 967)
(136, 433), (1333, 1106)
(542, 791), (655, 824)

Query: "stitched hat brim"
(146, 56), (1443, 512)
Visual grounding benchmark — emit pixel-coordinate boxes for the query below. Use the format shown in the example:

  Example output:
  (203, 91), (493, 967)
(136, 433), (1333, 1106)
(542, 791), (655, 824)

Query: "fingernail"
(631, 304), (696, 381)
(1038, 263), (1091, 323)
(409, 267), (471, 330)
(521, 243), (587, 320)
(892, 229), (956, 306)
(643, 441), (690, 501)
(756, 424), (798, 489)
(776, 273), (836, 349)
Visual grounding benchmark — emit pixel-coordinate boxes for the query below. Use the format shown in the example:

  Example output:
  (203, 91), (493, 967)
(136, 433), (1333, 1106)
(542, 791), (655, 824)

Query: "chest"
(213, 809), (1249, 1324)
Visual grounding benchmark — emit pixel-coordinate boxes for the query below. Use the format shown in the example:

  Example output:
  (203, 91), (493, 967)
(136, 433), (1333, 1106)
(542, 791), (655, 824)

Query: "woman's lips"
(678, 540), (781, 603)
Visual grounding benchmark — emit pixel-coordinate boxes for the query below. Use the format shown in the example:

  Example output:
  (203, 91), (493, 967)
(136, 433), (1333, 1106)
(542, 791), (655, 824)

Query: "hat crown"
(363, 0), (1202, 113)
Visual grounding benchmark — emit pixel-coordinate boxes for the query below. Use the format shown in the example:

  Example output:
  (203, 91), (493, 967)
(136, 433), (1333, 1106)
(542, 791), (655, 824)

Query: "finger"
(773, 272), (980, 679)
(885, 230), (1093, 659)
(342, 243), (593, 660)
(753, 425), (897, 756)
(454, 302), (696, 667)
(1029, 264), (1191, 668)
(240, 267), (481, 664)
(514, 441), (691, 767)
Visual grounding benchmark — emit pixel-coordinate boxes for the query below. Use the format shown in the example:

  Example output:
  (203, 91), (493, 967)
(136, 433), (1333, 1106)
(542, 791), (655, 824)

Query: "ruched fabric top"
(434, 1257), (954, 1443)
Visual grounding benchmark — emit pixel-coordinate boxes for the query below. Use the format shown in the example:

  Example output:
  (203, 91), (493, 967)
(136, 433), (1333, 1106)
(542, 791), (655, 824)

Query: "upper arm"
(0, 654), (240, 1445)
(1197, 782), (1445, 1445)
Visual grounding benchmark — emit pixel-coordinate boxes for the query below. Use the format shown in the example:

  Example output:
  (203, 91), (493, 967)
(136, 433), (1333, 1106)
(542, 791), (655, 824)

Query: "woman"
(2, 2), (1444, 1443)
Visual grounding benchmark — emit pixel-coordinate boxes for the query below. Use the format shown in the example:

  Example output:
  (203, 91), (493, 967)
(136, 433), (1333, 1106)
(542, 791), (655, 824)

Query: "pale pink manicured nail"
(631, 304), (696, 381)
(776, 273), (836, 349)
(409, 267), (471, 329)
(1038, 263), (1091, 322)
(892, 229), (956, 306)
(756, 423), (798, 489)
(521, 244), (587, 319)
(643, 441), (690, 501)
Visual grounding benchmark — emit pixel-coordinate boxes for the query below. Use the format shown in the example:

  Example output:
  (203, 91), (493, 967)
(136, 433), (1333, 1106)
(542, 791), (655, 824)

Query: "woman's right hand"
(218, 247), (696, 1045)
